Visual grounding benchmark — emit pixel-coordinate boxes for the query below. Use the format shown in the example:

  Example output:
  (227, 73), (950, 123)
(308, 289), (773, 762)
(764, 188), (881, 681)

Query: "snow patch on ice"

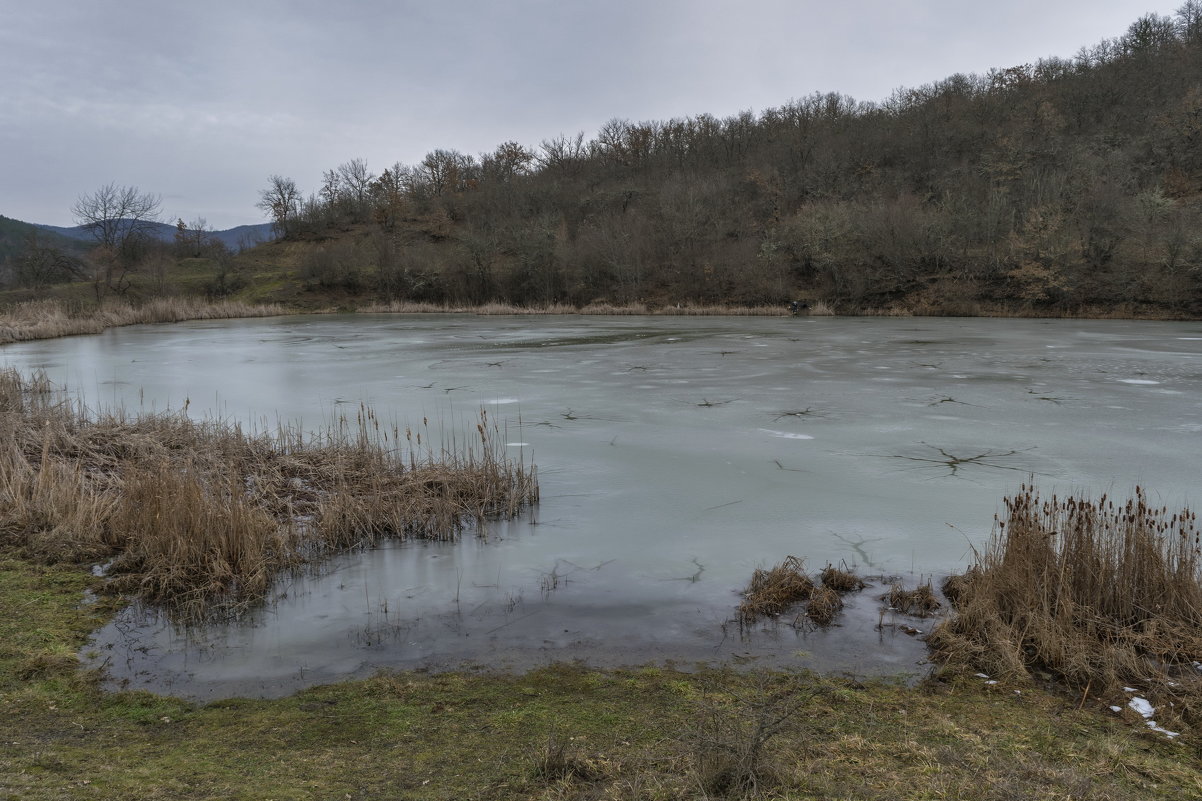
(759, 429), (814, 440)
(1119, 379), (1160, 385)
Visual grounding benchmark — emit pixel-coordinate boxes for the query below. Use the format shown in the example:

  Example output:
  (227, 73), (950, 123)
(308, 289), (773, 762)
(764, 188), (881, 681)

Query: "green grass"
(2, 550), (1201, 800)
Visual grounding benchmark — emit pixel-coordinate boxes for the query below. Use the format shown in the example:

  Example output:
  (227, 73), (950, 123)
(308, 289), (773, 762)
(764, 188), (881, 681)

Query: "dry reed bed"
(929, 485), (1202, 724)
(0, 369), (537, 621)
(0, 298), (289, 345)
(357, 300), (824, 316)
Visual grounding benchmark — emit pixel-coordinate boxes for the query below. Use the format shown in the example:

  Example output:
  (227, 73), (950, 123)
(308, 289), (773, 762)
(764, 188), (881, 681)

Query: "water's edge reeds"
(355, 299), (836, 316)
(0, 369), (538, 622)
(930, 485), (1202, 729)
(0, 298), (291, 345)
(2, 296), (1180, 354)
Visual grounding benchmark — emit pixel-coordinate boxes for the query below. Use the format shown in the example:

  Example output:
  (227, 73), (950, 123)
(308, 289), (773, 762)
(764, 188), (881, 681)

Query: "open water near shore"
(4, 314), (1201, 699)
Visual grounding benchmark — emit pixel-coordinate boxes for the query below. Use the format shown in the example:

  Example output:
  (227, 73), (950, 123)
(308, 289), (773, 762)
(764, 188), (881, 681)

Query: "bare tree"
(174, 217), (217, 257)
(71, 183), (163, 254)
(71, 183), (163, 297)
(256, 175), (301, 237)
(12, 231), (87, 288)
(369, 167), (409, 231)
(1176, 0), (1202, 40)
(481, 141), (535, 183)
(417, 149), (477, 197)
(337, 158), (374, 206)
(536, 132), (587, 174)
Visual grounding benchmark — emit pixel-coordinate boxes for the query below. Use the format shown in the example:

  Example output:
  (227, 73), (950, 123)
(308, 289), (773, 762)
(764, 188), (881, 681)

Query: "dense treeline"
(258, 6), (1198, 313)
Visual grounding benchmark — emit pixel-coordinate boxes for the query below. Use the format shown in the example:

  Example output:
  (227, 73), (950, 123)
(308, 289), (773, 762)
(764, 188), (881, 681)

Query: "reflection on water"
(5, 314), (1201, 698)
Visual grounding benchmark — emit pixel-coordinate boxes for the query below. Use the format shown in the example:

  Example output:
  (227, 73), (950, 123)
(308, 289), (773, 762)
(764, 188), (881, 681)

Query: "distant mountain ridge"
(0, 215), (91, 263)
(32, 220), (275, 251)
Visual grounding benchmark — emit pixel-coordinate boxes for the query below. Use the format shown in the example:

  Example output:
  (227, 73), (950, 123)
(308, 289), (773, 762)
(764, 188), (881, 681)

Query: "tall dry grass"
(929, 485), (1202, 723)
(358, 300), (797, 316)
(358, 301), (580, 315)
(0, 298), (289, 345)
(0, 369), (537, 621)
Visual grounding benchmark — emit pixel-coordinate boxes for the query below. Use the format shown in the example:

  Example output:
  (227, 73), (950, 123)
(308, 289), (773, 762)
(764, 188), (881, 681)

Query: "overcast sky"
(0, 0), (1178, 229)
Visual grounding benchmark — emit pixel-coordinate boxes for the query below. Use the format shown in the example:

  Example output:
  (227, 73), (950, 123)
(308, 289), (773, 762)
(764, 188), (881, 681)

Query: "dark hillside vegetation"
(246, 6), (1202, 315)
(0, 217), (90, 289)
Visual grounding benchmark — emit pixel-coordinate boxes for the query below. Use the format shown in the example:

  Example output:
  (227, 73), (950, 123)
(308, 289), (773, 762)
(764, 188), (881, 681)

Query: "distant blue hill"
(33, 220), (275, 251)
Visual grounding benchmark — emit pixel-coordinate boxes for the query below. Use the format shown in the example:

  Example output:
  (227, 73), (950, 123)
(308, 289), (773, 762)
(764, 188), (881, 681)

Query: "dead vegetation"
(804, 585), (844, 627)
(739, 557), (869, 627)
(737, 556), (815, 623)
(884, 581), (942, 617)
(820, 563), (867, 593)
(929, 485), (1202, 726)
(529, 734), (613, 785)
(684, 674), (818, 798)
(358, 300), (794, 316)
(0, 368), (538, 622)
(0, 298), (288, 344)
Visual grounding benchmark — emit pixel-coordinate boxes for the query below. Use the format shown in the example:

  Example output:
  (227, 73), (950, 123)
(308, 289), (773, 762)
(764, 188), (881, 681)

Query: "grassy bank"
(2, 552), (1200, 800)
(0, 369), (537, 622)
(0, 298), (291, 345)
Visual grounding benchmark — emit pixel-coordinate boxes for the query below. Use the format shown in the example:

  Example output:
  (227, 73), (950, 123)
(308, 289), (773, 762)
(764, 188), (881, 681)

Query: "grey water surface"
(4, 313), (1201, 699)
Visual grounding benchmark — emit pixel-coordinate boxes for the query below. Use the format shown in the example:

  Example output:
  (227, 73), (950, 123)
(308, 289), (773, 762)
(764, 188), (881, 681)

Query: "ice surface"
(4, 314), (1201, 697)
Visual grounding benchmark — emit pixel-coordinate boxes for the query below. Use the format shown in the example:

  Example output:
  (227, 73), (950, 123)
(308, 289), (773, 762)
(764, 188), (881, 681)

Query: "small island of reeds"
(0, 368), (538, 622)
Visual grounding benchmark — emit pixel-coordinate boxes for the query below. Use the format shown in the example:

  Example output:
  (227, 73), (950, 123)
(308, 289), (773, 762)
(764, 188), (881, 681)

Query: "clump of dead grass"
(529, 734), (613, 784)
(739, 558), (870, 627)
(884, 581), (941, 617)
(820, 563), (866, 592)
(738, 556), (815, 623)
(805, 585), (844, 626)
(0, 369), (538, 622)
(939, 567), (978, 607)
(929, 484), (1202, 725)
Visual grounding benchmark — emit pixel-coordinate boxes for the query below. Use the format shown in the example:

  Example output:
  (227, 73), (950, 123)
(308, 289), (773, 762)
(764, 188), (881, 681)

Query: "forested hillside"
(0, 216), (92, 290)
(4, 8), (1200, 316)
(254, 7), (1202, 315)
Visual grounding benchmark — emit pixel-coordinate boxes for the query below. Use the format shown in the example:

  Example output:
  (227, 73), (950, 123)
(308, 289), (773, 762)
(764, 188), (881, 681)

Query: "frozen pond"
(4, 313), (1201, 698)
